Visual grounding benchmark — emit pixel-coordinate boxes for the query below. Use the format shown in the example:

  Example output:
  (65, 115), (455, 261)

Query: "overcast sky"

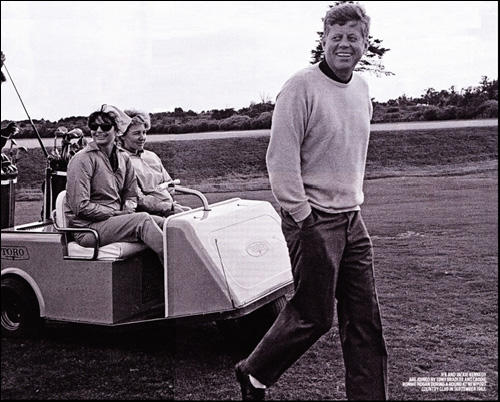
(1, 1), (498, 122)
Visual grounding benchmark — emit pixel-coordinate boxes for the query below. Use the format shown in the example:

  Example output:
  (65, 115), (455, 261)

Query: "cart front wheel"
(1, 277), (42, 338)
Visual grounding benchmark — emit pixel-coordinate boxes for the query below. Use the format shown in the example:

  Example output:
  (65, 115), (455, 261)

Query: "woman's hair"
(87, 111), (118, 130)
(88, 104), (132, 135)
(123, 109), (151, 133)
(323, 2), (370, 39)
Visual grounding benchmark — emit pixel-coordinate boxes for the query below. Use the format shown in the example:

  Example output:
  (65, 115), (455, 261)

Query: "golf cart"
(1, 174), (293, 347)
(1, 57), (292, 347)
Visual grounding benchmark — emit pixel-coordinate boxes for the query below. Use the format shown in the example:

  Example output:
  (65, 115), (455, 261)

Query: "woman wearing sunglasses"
(64, 104), (165, 262)
(119, 109), (190, 217)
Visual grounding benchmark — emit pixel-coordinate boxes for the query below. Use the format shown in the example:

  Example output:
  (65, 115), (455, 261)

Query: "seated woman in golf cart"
(64, 104), (165, 262)
(119, 109), (190, 217)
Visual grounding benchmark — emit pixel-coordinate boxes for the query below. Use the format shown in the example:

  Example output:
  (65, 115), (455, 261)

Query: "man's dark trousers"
(241, 208), (388, 400)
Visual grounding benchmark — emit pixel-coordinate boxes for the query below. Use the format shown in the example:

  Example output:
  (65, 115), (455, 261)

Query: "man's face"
(322, 20), (368, 79)
(122, 126), (147, 153)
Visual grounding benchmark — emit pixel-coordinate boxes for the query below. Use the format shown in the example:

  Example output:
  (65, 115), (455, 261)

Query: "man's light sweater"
(266, 63), (373, 222)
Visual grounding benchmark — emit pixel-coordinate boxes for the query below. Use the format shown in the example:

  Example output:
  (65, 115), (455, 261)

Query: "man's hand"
(296, 211), (313, 229)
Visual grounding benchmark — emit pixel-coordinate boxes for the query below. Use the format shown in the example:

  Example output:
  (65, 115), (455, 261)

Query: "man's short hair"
(323, 2), (370, 39)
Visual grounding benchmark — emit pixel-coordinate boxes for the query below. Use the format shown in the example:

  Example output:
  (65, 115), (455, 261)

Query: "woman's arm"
(66, 154), (115, 221)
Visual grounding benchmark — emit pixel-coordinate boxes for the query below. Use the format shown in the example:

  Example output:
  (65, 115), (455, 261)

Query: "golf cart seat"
(52, 190), (148, 260)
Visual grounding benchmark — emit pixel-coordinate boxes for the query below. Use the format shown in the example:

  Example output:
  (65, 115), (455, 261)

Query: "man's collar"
(319, 60), (352, 84)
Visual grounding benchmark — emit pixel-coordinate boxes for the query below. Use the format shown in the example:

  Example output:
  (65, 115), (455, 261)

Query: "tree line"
(1, 76), (497, 139)
(372, 76), (498, 123)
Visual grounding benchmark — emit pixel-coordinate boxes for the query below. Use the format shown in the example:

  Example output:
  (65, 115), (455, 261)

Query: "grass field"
(1, 171), (497, 400)
(12, 126), (498, 196)
(1, 126), (498, 400)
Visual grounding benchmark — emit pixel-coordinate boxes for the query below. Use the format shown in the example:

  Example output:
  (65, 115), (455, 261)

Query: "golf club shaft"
(2, 63), (49, 158)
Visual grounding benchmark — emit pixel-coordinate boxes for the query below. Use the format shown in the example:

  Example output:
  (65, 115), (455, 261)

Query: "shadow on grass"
(2, 319), (248, 399)
(32, 318), (247, 358)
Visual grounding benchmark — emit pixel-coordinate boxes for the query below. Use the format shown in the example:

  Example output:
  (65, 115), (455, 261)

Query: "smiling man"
(234, 3), (388, 400)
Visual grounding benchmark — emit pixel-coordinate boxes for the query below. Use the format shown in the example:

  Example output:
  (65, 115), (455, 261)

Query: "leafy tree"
(211, 108), (235, 120)
(310, 1), (394, 76)
(237, 102), (274, 118)
(173, 107), (184, 117)
(478, 76), (498, 100)
(396, 94), (413, 106)
(446, 85), (462, 107)
(421, 88), (440, 106)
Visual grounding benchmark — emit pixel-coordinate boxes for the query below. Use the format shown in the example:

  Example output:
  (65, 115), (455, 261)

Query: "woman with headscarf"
(65, 104), (165, 261)
(119, 109), (190, 217)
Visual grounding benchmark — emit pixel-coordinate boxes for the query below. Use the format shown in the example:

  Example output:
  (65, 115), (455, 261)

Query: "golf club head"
(3, 122), (19, 138)
(55, 126), (68, 136)
(67, 128), (83, 138)
(54, 126), (68, 148)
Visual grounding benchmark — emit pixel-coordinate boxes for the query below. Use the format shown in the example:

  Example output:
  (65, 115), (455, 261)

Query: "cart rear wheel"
(217, 295), (287, 352)
(1, 277), (42, 338)
(250, 295), (287, 340)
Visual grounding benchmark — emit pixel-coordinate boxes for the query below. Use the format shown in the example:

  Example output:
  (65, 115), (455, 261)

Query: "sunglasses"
(89, 123), (113, 132)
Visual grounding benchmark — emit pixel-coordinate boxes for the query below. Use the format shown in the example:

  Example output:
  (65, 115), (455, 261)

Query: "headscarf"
(124, 109), (151, 132)
(100, 104), (132, 136)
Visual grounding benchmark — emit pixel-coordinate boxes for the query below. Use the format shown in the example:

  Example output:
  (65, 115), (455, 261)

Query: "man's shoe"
(235, 361), (265, 400)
